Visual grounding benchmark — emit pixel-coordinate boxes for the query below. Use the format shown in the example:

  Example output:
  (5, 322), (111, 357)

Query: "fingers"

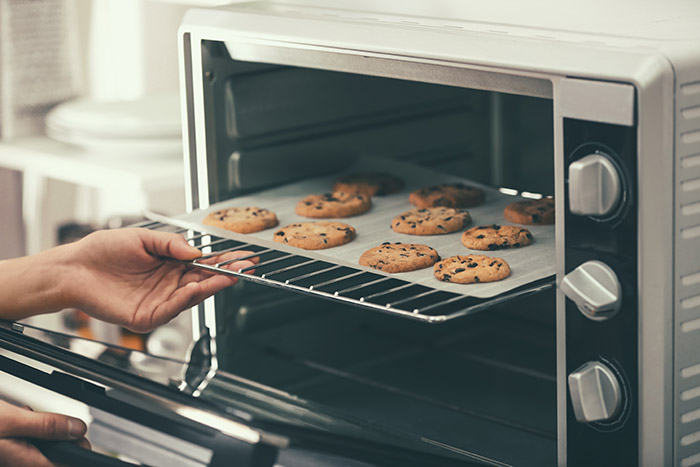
(0, 439), (55, 467)
(198, 249), (260, 266)
(139, 260), (254, 331)
(75, 436), (91, 451)
(0, 403), (86, 441)
(137, 229), (202, 262)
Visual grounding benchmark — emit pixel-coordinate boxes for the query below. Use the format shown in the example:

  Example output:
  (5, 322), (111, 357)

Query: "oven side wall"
(671, 46), (700, 467)
(633, 54), (676, 467)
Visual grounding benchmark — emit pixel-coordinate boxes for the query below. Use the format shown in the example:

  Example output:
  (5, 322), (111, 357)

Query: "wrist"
(0, 242), (81, 321)
(47, 241), (85, 311)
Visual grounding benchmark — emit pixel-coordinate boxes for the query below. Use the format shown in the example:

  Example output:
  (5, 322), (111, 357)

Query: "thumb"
(138, 229), (202, 261)
(0, 404), (87, 440)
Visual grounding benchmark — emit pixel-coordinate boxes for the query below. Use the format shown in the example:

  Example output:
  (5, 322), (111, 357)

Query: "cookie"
(409, 183), (485, 209)
(273, 222), (355, 250)
(359, 242), (440, 273)
(296, 192), (371, 218)
(461, 224), (533, 251)
(434, 255), (511, 284)
(391, 207), (471, 235)
(203, 207), (278, 234)
(504, 198), (555, 225)
(333, 172), (404, 197)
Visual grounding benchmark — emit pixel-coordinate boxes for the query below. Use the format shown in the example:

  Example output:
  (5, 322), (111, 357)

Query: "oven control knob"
(560, 260), (621, 321)
(568, 154), (622, 217)
(568, 361), (622, 423)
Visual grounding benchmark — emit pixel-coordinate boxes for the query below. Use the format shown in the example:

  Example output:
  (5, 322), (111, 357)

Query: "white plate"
(45, 95), (182, 157)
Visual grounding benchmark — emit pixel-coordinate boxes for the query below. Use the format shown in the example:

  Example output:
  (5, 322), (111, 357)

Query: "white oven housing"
(178, 2), (700, 465)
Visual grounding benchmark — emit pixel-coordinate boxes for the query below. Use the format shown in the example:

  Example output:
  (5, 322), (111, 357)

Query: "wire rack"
(138, 219), (554, 324)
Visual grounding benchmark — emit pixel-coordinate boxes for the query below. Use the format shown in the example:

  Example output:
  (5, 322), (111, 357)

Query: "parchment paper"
(173, 157), (555, 299)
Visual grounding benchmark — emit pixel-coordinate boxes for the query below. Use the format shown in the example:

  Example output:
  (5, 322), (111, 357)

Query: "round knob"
(560, 260), (621, 321)
(568, 154), (622, 217)
(568, 361), (622, 423)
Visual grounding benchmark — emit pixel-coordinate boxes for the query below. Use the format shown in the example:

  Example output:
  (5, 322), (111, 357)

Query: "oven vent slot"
(138, 220), (554, 324)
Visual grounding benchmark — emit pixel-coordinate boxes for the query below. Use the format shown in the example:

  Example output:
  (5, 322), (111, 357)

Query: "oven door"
(0, 321), (486, 467)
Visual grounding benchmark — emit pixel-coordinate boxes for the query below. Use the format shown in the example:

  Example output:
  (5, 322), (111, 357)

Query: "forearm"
(0, 243), (78, 321)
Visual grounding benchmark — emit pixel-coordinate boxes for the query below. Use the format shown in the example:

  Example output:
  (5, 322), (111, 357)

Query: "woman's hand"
(0, 400), (88, 467)
(0, 228), (256, 333)
(66, 228), (256, 332)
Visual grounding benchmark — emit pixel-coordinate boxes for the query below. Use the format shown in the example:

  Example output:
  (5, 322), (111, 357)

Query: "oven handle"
(28, 439), (137, 467)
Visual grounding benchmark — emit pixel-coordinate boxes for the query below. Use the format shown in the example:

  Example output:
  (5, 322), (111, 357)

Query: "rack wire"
(138, 218), (554, 324)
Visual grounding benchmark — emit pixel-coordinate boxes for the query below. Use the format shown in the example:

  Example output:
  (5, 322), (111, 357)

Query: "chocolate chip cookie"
(434, 254), (511, 284)
(203, 207), (278, 234)
(391, 207), (471, 235)
(359, 242), (440, 273)
(333, 172), (404, 197)
(461, 224), (534, 250)
(409, 183), (485, 209)
(504, 198), (555, 225)
(273, 222), (356, 250)
(296, 192), (371, 218)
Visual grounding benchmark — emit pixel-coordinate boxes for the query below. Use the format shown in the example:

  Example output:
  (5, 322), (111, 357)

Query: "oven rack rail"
(140, 220), (554, 324)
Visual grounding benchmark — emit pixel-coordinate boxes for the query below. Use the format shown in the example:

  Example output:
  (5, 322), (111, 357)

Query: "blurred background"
(0, 0), (213, 353)
(0, 0), (237, 440)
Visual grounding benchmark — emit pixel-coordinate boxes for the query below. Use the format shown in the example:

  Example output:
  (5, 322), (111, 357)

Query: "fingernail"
(67, 419), (84, 438)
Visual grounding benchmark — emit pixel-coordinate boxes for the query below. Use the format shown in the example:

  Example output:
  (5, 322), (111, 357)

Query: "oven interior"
(193, 40), (557, 466)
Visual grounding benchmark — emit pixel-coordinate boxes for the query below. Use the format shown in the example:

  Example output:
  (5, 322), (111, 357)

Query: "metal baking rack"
(137, 218), (554, 324)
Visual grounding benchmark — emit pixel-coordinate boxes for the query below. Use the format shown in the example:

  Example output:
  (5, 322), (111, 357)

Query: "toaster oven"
(2, 1), (699, 466)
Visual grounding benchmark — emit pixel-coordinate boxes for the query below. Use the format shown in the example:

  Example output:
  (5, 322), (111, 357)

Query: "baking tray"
(172, 157), (554, 299)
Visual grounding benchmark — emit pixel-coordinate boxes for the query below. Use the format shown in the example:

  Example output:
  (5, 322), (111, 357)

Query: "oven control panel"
(561, 261), (621, 321)
(563, 118), (638, 466)
(568, 153), (623, 218)
(568, 361), (622, 423)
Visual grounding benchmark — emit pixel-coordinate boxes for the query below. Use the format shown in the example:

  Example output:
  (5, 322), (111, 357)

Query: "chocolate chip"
(443, 217), (452, 221)
(437, 225), (445, 230)
(467, 262), (478, 268)
(276, 231), (285, 236)
(474, 276), (480, 282)
(476, 234), (485, 239)
(455, 268), (465, 273)
(487, 244), (501, 250)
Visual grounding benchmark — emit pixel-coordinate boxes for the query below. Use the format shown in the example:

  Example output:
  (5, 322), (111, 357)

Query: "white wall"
(0, 168), (25, 259)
